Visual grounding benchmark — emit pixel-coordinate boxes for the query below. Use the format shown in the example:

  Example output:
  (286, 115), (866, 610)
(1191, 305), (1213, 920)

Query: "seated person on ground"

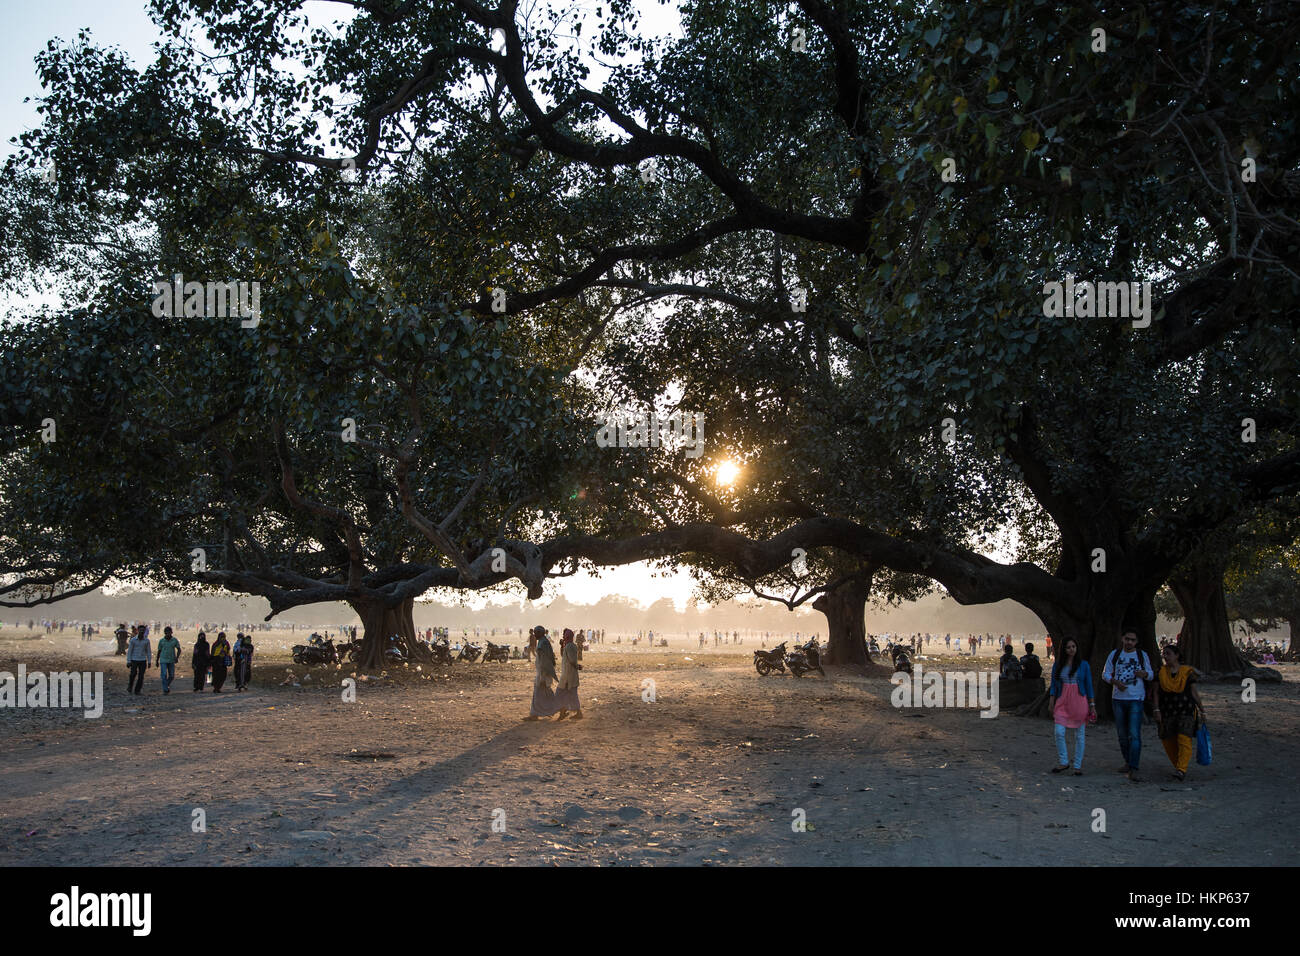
(1020, 643), (1043, 679)
(999, 645), (1023, 679)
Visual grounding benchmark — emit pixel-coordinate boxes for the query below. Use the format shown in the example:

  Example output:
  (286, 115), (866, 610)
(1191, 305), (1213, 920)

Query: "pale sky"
(1, 0), (158, 161)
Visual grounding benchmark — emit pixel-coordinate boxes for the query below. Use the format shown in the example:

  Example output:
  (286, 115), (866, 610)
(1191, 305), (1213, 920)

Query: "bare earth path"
(2, 637), (1297, 866)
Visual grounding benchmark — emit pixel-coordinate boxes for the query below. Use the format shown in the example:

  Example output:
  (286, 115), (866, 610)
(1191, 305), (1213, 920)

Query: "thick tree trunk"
(1169, 567), (1248, 674)
(348, 597), (418, 670)
(812, 573), (872, 668)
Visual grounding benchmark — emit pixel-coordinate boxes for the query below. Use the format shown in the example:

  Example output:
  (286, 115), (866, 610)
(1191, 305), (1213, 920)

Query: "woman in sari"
(1152, 644), (1207, 781)
(524, 625), (560, 720)
(209, 631), (232, 693)
(556, 628), (584, 720)
(191, 631), (211, 692)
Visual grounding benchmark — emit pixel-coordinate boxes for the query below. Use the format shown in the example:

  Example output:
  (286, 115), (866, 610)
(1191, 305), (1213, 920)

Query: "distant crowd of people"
(858, 632), (1057, 658)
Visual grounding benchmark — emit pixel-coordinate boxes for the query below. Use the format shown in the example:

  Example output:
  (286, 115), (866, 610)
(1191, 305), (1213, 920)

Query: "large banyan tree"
(3, 0), (1299, 694)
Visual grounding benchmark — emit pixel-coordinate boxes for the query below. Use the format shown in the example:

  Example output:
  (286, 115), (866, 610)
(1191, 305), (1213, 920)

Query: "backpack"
(1002, 654), (1023, 679)
(1104, 649), (1152, 692)
(1021, 654), (1043, 679)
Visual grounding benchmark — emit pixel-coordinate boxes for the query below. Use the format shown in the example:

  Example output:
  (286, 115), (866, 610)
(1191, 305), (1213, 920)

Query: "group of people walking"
(524, 626), (584, 721)
(120, 626), (255, 695)
(191, 631), (256, 692)
(1047, 630), (1207, 782)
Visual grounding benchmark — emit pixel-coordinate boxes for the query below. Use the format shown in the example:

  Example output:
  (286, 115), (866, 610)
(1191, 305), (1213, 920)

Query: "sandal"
(1073, 769), (1083, 776)
(1051, 765), (1069, 773)
(1172, 770), (1185, 781)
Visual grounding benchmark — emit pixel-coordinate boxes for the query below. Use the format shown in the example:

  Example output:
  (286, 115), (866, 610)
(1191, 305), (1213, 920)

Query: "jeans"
(1054, 723), (1086, 768)
(127, 661), (146, 694)
(1113, 699), (1144, 769)
(159, 662), (175, 692)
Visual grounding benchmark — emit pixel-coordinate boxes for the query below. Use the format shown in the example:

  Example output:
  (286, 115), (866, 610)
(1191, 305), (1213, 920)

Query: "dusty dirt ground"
(1, 631), (1297, 866)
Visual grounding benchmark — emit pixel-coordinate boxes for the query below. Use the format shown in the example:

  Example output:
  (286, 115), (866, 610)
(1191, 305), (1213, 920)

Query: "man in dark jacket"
(1020, 643), (1043, 680)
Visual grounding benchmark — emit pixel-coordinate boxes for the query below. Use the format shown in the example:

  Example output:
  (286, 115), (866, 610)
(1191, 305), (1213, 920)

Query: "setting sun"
(715, 460), (741, 487)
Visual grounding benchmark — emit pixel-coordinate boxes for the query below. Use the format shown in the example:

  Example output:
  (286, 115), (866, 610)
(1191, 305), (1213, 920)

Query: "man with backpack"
(1103, 630), (1154, 783)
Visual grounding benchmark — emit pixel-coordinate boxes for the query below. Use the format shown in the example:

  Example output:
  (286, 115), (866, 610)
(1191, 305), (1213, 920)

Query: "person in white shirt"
(1102, 630), (1154, 782)
(126, 629), (152, 695)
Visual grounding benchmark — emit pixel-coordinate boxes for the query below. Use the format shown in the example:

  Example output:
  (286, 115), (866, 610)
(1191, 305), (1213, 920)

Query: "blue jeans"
(1113, 699), (1144, 769)
(1054, 723), (1086, 768)
(159, 662), (175, 692)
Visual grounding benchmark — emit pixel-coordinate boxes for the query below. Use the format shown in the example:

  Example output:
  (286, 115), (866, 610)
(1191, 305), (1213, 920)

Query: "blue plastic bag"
(1195, 723), (1212, 766)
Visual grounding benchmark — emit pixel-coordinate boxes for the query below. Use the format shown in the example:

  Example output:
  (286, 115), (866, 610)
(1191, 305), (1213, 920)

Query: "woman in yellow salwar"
(1152, 644), (1207, 781)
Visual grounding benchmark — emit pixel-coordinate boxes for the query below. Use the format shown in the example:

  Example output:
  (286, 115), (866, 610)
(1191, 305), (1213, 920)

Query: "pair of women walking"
(524, 626), (583, 721)
(1050, 637), (1207, 780)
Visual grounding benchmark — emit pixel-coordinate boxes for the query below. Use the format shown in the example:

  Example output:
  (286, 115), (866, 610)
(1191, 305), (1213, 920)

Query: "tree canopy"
(2, 0), (1298, 684)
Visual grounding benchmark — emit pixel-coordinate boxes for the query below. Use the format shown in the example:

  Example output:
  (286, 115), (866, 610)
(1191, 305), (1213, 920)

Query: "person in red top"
(1045, 635), (1054, 659)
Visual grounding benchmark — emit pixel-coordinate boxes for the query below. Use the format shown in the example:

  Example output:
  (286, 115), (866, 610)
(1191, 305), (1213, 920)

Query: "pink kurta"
(1054, 680), (1089, 729)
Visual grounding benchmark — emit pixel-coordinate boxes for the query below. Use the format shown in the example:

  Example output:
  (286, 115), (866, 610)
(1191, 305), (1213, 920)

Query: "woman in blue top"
(1048, 637), (1096, 775)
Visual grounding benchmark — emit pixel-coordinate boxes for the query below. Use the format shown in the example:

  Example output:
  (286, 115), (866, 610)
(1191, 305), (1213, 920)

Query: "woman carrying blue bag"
(1152, 644), (1209, 781)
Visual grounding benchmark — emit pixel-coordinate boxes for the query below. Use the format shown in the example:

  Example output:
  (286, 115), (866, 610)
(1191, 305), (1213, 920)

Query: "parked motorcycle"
(381, 634), (407, 664)
(754, 642), (789, 676)
(886, 641), (913, 675)
(457, 639), (483, 663)
(786, 637), (825, 677)
(292, 636), (339, 666)
(427, 637), (454, 665)
(483, 641), (511, 663)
